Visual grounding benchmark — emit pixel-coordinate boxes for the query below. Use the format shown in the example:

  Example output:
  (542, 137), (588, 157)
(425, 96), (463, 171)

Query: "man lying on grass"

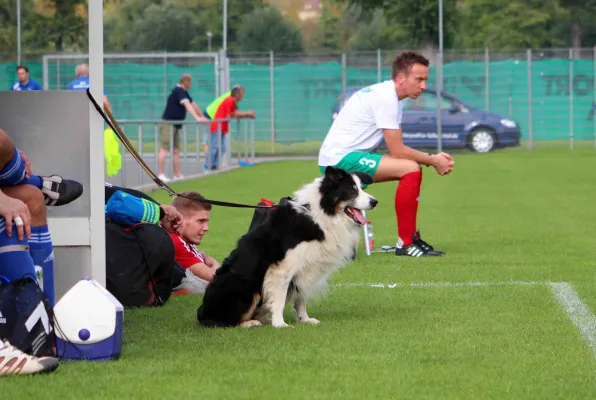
(166, 191), (220, 295)
(104, 185), (219, 296)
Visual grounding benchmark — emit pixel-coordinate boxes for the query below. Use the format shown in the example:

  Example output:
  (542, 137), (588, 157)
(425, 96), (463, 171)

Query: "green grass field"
(5, 148), (596, 399)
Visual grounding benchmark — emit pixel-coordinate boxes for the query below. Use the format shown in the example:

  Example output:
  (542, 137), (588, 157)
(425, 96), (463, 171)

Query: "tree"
(558, 0), (596, 55)
(456, 0), (569, 49)
(26, 0), (87, 52)
(185, 0), (266, 52)
(237, 6), (304, 53)
(126, 3), (197, 52)
(343, 0), (460, 50)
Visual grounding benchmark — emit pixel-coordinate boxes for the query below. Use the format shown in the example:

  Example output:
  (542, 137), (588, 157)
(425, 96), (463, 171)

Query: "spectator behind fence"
(166, 191), (219, 295)
(66, 63), (111, 111)
(204, 85), (255, 172)
(12, 65), (42, 91)
(158, 74), (208, 182)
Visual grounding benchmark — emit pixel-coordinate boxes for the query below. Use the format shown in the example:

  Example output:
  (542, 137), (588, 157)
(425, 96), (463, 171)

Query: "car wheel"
(469, 129), (496, 153)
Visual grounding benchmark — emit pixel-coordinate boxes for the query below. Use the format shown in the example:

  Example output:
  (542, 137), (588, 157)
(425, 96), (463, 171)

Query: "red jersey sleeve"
(170, 233), (205, 269)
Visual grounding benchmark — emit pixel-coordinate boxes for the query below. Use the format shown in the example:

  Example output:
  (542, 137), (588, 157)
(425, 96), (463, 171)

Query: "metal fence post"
(527, 49), (533, 151)
(341, 53), (347, 95)
(251, 120), (255, 164)
(218, 49), (227, 96)
(569, 48), (574, 150)
(377, 49), (382, 83)
(137, 124), (143, 185)
(593, 46), (596, 150)
(436, 51), (443, 153)
(485, 47), (490, 110)
(56, 59), (61, 89)
(270, 50), (275, 154)
(164, 54), (168, 103)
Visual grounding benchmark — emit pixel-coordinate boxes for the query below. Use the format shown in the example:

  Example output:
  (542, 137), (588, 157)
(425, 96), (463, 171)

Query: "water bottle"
(365, 220), (374, 250)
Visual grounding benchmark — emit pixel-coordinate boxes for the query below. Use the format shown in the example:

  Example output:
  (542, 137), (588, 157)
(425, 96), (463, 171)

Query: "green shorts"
(319, 151), (382, 184)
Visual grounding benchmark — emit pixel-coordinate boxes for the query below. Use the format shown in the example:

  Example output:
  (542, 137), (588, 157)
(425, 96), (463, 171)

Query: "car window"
(402, 92), (455, 111)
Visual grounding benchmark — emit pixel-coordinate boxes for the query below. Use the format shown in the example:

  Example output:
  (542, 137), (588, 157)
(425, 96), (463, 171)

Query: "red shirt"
(169, 232), (205, 269)
(210, 96), (237, 134)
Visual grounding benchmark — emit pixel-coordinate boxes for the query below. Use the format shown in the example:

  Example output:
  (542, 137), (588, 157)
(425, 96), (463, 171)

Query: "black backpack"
(0, 278), (56, 357)
(247, 197), (292, 232)
(105, 221), (176, 308)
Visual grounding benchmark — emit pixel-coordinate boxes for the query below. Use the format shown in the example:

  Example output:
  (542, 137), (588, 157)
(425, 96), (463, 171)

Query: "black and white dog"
(196, 166), (378, 328)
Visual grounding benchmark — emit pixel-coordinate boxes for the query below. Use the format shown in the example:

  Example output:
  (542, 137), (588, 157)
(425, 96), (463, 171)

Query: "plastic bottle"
(365, 220), (374, 250)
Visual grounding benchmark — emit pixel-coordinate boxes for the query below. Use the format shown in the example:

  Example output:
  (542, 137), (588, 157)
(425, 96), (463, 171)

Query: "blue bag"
(105, 190), (161, 226)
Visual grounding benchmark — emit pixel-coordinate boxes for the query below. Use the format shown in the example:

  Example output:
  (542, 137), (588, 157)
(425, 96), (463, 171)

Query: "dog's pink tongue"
(353, 209), (366, 225)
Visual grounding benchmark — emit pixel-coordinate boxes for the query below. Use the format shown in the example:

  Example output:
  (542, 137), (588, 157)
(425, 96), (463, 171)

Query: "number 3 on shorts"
(359, 157), (377, 169)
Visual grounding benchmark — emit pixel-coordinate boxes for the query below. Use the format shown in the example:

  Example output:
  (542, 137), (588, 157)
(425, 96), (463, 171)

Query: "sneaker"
(173, 174), (184, 181)
(40, 175), (83, 206)
(413, 231), (445, 256)
(157, 174), (171, 182)
(172, 269), (209, 295)
(395, 232), (444, 257)
(0, 340), (59, 376)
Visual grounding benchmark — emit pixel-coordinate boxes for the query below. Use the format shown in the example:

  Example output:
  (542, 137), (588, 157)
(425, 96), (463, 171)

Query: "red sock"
(395, 171), (422, 246)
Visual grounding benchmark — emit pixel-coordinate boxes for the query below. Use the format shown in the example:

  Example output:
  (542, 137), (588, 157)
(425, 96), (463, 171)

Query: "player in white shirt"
(318, 52), (455, 257)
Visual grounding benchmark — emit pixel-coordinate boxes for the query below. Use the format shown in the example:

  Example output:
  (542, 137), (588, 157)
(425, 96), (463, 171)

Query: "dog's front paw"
(272, 321), (292, 328)
(299, 317), (320, 325)
(239, 320), (262, 328)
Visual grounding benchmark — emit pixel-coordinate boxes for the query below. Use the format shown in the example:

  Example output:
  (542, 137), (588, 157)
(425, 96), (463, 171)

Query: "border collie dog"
(197, 166), (378, 328)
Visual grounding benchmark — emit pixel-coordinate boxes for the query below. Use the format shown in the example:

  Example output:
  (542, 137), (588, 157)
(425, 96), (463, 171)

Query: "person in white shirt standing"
(318, 51), (454, 257)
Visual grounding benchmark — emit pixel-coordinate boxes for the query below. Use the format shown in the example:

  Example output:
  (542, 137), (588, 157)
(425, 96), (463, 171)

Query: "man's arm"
(192, 102), (206, 118)
(188, 262), (216, 281)
(231, 110), (255, 119)
(383, 128), (454, 174)
(383, 128), (437, 166)
(204, 255), (220, 269)
(0, 189), (31, 240)
(183, 101), (208, 122)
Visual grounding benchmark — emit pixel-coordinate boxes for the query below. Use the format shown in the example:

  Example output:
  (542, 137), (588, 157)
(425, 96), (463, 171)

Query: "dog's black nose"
(369, 198), (378, 209)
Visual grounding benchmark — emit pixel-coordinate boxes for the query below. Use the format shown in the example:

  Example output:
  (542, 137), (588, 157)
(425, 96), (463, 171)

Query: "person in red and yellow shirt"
(204, 85), (255, 171)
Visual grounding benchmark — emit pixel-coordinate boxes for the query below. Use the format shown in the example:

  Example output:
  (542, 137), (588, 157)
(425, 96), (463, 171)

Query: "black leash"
(86, 89), (272, 209)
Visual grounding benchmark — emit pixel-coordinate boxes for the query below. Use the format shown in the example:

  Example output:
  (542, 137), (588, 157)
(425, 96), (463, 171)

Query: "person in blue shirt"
(67, 64), (111, 110)
(11, 65), (42, 91)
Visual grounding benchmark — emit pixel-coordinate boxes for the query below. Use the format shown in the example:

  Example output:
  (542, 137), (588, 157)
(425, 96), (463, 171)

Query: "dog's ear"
(353, 172), (374, 186)
(324, 166), (346, 182)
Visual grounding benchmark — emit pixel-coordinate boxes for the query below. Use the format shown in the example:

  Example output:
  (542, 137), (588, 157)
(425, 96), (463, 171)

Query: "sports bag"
(105, 221), (176, 308)
(0, 277), (56, 357)
(247, 197), (292, 232)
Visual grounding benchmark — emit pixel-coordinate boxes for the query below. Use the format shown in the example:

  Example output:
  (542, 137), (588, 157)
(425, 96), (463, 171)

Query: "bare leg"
(157, 148), (168, 176)
(173, 148), (181, 177)
(0, 129), (15, 167)
(2, 185), (46, 227)
(373, 155), (420, 182)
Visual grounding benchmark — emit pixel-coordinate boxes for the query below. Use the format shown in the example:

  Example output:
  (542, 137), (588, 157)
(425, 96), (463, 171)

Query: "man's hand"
(247, 110), (256, 118)
(160, 204), (183, 232)
(205, 255), (220, 269)
(0, 193), (31, 240)
(196, 116), (209, 123)
(19, 150), (32, 178)
(431, 153), (455, 176)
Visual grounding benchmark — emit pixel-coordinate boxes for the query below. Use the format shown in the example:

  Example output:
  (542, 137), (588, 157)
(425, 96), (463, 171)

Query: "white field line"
(549, 282), (596, 361)
(333, 280), (549, 289)
(333, 280), (596, 362)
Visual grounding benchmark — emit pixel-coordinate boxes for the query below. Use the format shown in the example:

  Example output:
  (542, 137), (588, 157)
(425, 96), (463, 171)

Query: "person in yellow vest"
(201, 90), (231, 164)
(204, 85), (255, 172)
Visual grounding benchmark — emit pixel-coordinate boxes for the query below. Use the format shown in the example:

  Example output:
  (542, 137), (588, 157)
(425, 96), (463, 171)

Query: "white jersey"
(318, 80), (402, 166)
